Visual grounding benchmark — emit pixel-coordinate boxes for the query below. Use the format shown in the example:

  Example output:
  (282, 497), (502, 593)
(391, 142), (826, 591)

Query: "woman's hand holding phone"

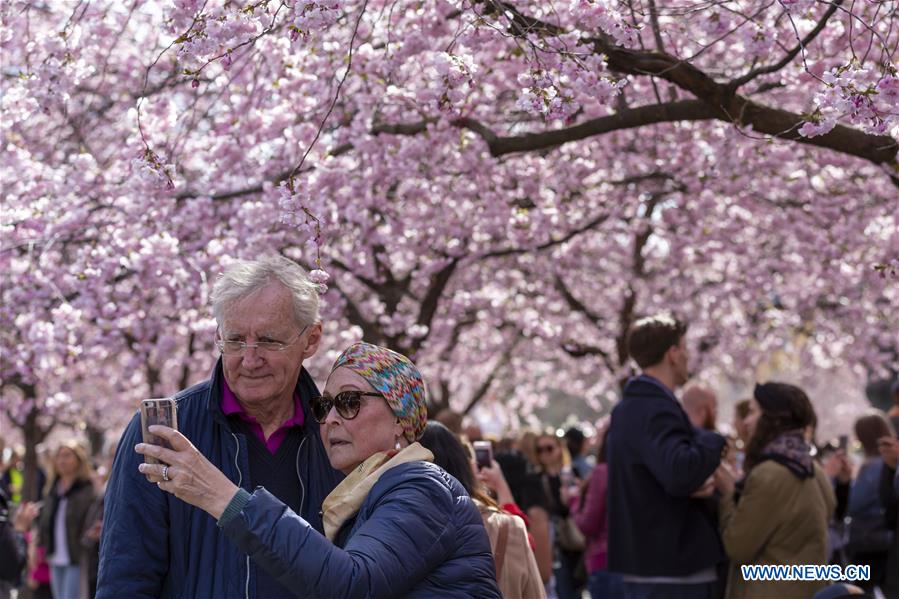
(135, 425), (239, 520)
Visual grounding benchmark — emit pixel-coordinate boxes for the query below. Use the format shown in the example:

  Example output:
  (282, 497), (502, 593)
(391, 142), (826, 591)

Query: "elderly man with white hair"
(98, 256), (344, 599)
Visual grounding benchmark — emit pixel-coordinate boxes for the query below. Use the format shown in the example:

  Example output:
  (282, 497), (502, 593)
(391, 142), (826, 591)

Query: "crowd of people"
(2, 255), (898, 599)
(1, 440), (113, 599)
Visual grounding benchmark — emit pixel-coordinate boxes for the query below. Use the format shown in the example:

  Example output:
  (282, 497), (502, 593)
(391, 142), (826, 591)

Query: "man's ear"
(302, 322), (323, 359)
(663, 343), (679, 367)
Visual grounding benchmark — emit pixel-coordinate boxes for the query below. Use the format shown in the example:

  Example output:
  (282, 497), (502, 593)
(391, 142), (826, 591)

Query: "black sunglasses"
(310, 391), (384, 424)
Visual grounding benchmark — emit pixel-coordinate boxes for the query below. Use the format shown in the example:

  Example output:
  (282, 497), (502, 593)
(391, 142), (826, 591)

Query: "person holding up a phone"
(98, 256), (344, 599)
(135, 343), (501, 598)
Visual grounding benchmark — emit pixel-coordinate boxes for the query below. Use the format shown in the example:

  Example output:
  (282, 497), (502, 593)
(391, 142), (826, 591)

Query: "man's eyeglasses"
(310, 391), (384, 424)
(216, 326), (307, 355)
(535, 445), (557, 454)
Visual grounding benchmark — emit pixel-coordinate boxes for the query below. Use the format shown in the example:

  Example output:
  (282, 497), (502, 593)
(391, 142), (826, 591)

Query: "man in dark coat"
(98, 256), (344, 599)
(607, 314), (726, 599)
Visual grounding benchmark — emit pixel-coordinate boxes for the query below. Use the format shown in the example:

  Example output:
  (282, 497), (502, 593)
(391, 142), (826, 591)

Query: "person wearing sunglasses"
(135, 342), (501, 598)
(99, 256), (344, 599)
(533, 432), (586, 599)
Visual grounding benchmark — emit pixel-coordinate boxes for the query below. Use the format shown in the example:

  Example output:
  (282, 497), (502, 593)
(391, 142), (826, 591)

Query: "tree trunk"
(86, 423), (105, 458)
(21, 405), (51, 502)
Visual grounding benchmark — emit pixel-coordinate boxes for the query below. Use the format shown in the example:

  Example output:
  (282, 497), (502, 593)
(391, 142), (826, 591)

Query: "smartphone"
(473, 440), (492, 470)
(838, 435), (849, 451)
(560, 467), (578, 489)
(139, 399), (178, 465)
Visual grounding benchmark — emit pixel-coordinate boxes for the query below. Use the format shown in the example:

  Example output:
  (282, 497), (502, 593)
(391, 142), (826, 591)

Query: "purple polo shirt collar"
(221, 378), (305, 454)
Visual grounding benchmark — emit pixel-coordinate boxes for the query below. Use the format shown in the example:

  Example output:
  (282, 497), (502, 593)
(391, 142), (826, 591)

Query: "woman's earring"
(395, 437), (402, 450)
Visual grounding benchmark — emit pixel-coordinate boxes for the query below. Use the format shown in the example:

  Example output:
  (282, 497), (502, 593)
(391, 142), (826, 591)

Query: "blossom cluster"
(566, 0), (638, 46)
(1, 0), (896, 442)
(290, 0), (343, 37)
(800, 64), (899, 138)
(175, 9), (264, 74)
(412, 51), (479, 114)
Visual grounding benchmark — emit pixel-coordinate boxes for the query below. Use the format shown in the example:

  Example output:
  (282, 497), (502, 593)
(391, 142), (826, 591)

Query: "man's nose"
(241, 347), (265, 367)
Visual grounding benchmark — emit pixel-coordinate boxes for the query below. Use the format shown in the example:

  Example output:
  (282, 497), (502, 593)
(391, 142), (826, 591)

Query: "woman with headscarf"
(135, 342), (500, 598)
(715, 382), (836, 599)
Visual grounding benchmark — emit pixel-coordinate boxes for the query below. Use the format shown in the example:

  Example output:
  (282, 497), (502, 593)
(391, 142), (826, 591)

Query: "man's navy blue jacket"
(607, 374), (726, 577)
(97, 361), (344, 599)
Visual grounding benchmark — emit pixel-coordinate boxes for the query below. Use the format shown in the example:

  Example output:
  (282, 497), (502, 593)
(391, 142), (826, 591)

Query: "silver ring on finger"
(162, 465), (170, 481)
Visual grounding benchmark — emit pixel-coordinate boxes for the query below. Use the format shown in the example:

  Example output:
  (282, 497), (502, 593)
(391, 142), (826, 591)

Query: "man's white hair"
(211, 255), (320, 328)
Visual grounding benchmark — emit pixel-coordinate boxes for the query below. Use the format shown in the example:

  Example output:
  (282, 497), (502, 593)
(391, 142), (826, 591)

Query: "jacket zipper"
(295, 436), (308, 517)
(231, 432), (250, 599)
(231, 429), (307, 598)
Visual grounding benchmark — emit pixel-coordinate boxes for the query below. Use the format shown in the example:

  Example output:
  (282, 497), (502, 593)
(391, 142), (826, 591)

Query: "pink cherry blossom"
(1, 0), (896, 477)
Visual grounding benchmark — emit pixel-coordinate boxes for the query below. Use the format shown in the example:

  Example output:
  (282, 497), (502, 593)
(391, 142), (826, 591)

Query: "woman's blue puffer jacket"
(221, 460), (501, 598)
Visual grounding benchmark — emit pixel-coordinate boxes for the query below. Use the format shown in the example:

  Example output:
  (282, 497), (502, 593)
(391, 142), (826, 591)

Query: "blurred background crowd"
(2, 380), (898, 599)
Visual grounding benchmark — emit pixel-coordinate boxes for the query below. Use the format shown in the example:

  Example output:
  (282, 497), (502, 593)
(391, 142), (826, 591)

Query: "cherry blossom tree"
(2, 0), (897, 498)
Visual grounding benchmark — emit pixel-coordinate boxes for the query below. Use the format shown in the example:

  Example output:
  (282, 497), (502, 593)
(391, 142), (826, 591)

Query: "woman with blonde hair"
(37, 441), (96, 599)
(534, 431), (584, 599)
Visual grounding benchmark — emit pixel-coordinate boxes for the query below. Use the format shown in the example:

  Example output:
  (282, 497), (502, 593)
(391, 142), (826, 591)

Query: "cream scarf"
(322, 442), (434, 541)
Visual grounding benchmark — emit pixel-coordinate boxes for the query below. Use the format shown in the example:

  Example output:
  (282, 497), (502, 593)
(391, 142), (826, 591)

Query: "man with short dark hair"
(607, 314), (726, 599)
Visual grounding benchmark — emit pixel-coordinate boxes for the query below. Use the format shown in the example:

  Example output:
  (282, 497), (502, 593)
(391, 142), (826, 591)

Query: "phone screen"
(473, 441), (492, 469)
(140, 399), (178, 465)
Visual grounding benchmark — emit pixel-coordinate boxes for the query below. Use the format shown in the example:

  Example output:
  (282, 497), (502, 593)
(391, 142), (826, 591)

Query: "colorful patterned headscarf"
(330, 342), (428, 443)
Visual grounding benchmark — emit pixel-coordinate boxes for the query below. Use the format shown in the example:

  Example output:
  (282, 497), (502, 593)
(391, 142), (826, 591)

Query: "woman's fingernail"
(138, 464), (146, 473)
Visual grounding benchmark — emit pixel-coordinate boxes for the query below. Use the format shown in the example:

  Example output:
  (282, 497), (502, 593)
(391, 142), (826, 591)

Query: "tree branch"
(410, 258), (460, 354)
(586, 36), (899, 171)
(462, 2), (898, 177)
(728, 0), (843, 90)
(455, 101), (714, 156)
(328, 278), (385, 344)
(329, 257), (390, 297)
(479, 0), (564, 37)
(562, 340), (616, 373)
(462, 336), (520, 415)
(554, 274), (603, 324)
(174, 167), (293, 202)
(372, 93), (895, 176)
(372, 119), (437, 135)
(481, 210), (611, 259)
